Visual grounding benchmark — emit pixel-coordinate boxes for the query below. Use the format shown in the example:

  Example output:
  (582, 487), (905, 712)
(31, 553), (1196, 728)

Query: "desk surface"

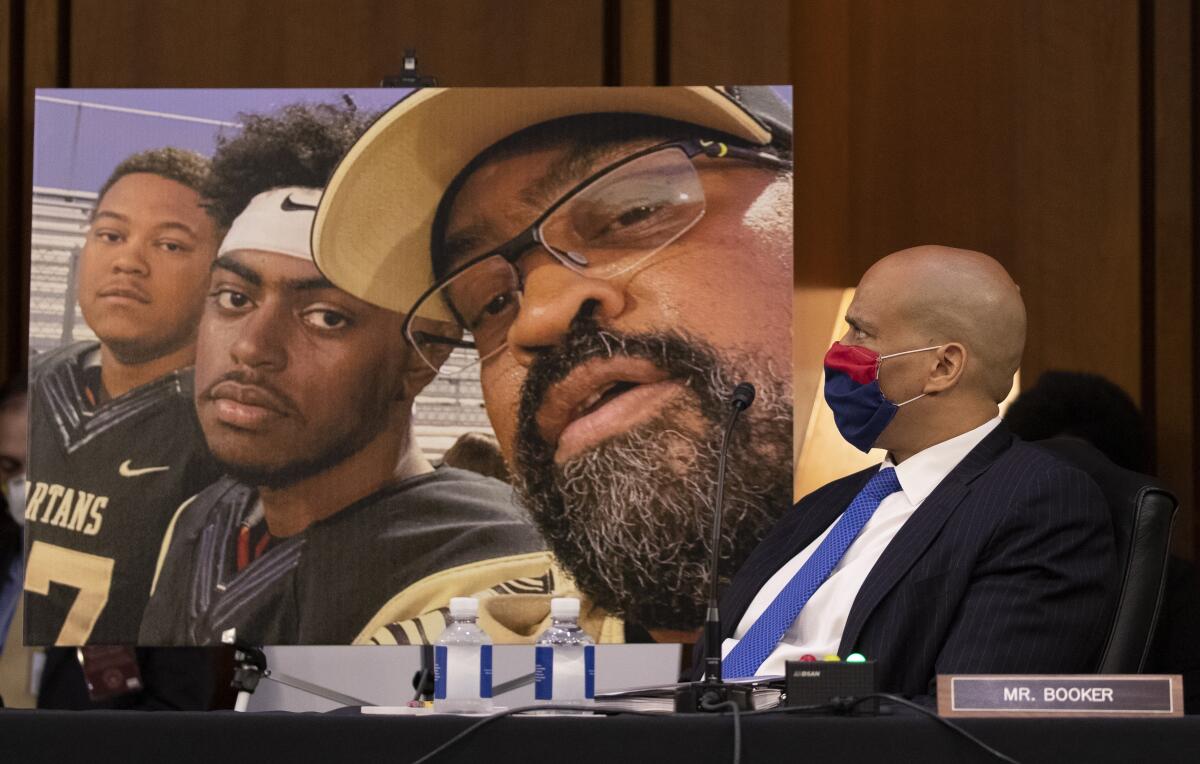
(3, 707), (1199, 764)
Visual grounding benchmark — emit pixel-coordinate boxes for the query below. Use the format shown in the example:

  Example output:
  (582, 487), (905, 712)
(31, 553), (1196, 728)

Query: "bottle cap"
(449, 597), (479, 617)
(550, 597), (581, 619)
(846, 653), (866, 663)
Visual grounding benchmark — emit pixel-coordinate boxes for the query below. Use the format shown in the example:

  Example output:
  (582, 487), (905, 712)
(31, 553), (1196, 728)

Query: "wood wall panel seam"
(1151, 0), (1196, 558)
(603, 0), (621, 85)
(1192, 0), (1200, 562)
(3, 0), (28, 379)
(1138, 0), (1159, 469)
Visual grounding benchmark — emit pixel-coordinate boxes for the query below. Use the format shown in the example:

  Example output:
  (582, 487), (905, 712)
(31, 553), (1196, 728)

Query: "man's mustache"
(509, 318), (795, 629)
(199, 368), (301, 419)
(516, 316), (701, 454)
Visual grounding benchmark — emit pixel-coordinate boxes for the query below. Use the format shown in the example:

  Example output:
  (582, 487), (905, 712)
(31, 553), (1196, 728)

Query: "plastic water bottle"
(534, 597), (595, 708)
(433, 597), (493, 713)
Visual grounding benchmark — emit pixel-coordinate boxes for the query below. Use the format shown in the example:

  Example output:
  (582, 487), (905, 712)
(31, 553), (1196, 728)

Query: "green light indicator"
(846, 653), (866, 663)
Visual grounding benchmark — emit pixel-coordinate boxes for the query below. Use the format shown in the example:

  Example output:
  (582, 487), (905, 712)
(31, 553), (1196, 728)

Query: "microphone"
(706, 383), (755, 680)
(676, 382), (757, 713)
(730, 382), (755, 411)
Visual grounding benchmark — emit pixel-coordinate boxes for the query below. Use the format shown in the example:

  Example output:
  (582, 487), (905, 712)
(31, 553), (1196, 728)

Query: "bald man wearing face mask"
(707, 246), (1118, 696)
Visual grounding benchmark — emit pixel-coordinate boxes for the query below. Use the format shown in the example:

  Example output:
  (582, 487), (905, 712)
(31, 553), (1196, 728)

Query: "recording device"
(785, 659), (879, 714)
(413, 644), (436, 702)
(225, 632), (269, 712)
(223, 630), (373, 711)
(675, 383), (757, 713)
(380, 49), (438, 87)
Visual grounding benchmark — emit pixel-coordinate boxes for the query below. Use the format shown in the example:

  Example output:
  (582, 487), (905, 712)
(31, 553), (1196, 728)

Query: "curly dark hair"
(93, 147), (211, 220)
(0, 370), (26, 404)
(1004, 370), (1150, 473)
(203, 103), (378, 229)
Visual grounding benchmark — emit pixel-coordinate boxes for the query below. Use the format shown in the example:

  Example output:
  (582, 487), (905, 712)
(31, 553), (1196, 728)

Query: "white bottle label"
(434, 644), (493, 700)
(535, 644), (595, 701)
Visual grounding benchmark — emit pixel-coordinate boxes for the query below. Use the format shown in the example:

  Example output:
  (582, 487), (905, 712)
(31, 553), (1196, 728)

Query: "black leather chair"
(1037, 437), (1178, 673)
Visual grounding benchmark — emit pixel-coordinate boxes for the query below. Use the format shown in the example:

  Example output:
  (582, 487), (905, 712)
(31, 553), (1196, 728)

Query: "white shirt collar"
(882, 416), (1002, 505)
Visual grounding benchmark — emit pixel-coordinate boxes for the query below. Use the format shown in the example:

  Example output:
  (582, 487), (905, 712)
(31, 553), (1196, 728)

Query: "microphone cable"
(406, 704), (668, 764)
(864, 694), (1021, 764)
(698, 697), (743, 764)
(736, 693), (1022, 764)
(404, 694), (1021, 764)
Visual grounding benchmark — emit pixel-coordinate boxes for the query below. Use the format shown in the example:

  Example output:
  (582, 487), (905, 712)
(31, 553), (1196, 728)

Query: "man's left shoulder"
(326, 467), (543, 556)
(972, 436), (1108, 519)
(981, 434), (1100, 486)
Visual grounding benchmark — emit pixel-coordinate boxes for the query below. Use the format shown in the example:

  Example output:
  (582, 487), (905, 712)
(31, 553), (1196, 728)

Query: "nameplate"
(937, 675), (1183, 717)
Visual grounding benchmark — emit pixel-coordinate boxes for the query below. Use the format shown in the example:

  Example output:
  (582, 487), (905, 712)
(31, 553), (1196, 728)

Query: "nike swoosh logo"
(280, 194), (318, 212)
(118, 460), (170, 477)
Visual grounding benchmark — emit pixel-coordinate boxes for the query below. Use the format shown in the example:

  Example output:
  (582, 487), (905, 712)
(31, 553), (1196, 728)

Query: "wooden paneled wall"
(799, 0), (1143, 394)
(66, 0), (608, 87)
(1, 0), (27, 386)
(793, 0), (1198, 559)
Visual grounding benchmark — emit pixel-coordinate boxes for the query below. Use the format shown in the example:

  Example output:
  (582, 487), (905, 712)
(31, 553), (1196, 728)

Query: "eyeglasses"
(403, 138), (792, 377)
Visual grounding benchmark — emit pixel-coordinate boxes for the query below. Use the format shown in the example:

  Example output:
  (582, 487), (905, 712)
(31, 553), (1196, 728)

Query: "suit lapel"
(785, 474), (872, 560)
(837, 423), (1015, 653)
(722, 469), (873, 639)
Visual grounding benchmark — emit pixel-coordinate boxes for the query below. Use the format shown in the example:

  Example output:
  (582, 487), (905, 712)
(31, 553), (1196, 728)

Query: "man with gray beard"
(511, 318), (792, 631)
(313, 87), (795, 637)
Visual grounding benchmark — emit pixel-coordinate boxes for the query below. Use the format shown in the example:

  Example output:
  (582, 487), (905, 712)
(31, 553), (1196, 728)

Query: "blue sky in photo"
(34, 85), (793, 193)
(33, 88), (414, 192)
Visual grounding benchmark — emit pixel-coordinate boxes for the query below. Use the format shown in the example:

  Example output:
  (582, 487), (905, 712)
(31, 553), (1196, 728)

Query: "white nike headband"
(218, 186), (321, 262)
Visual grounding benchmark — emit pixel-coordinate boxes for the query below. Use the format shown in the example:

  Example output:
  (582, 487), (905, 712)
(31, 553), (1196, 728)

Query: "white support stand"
(226, 634), (373, 712)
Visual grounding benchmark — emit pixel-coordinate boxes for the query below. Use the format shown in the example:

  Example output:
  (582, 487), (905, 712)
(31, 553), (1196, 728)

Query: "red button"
(799, 654), (817, 662)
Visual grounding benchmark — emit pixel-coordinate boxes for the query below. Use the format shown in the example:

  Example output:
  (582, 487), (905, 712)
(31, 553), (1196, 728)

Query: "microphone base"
(673, 681), (755, 713)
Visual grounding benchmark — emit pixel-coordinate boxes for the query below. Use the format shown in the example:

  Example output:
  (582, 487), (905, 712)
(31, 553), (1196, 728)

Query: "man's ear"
(396, 342), (455, 401)
(924, 342), (966, 394)
(394, 316), (464, 401)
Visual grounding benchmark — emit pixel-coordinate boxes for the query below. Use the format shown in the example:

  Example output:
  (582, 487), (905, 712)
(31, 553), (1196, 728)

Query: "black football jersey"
(140, 467), (549, 645)
(23, 342), (219, 645)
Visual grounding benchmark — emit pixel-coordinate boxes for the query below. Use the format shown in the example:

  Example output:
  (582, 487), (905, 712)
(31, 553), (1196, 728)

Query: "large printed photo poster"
(24, 86), (794, 646)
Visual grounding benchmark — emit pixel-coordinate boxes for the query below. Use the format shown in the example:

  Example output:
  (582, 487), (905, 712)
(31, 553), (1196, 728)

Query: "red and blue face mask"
(822, 342), (941, 452)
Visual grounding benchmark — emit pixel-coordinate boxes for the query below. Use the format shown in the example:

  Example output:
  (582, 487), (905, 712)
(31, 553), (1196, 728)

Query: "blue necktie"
(723, 467), (902, 678)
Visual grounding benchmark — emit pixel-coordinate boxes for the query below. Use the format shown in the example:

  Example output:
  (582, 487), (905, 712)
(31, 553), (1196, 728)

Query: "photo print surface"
(23, 86), (794, 646)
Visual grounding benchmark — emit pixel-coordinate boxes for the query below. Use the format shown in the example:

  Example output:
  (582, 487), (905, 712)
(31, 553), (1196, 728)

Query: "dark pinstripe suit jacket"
(708, 422), (1118, 696)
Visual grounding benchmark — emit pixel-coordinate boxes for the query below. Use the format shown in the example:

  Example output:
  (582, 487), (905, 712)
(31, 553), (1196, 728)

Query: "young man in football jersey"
(140, 105), (570, 645)
(24, 149), (223, 645)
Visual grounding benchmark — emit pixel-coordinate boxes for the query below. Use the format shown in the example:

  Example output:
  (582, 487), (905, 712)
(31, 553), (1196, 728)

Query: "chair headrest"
(1035, 436), (1177, 542)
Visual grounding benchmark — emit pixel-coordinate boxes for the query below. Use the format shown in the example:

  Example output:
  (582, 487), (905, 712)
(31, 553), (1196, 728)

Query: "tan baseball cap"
(312, 86), (787, 321)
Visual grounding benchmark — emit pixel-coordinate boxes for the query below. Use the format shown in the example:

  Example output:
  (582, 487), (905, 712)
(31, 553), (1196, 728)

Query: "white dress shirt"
(722, 417), (1002, 677)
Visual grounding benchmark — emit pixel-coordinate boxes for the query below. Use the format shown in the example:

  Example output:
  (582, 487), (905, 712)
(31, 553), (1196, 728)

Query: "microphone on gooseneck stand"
(675, 382), (757, 713)
(704, 382), (755, 683)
